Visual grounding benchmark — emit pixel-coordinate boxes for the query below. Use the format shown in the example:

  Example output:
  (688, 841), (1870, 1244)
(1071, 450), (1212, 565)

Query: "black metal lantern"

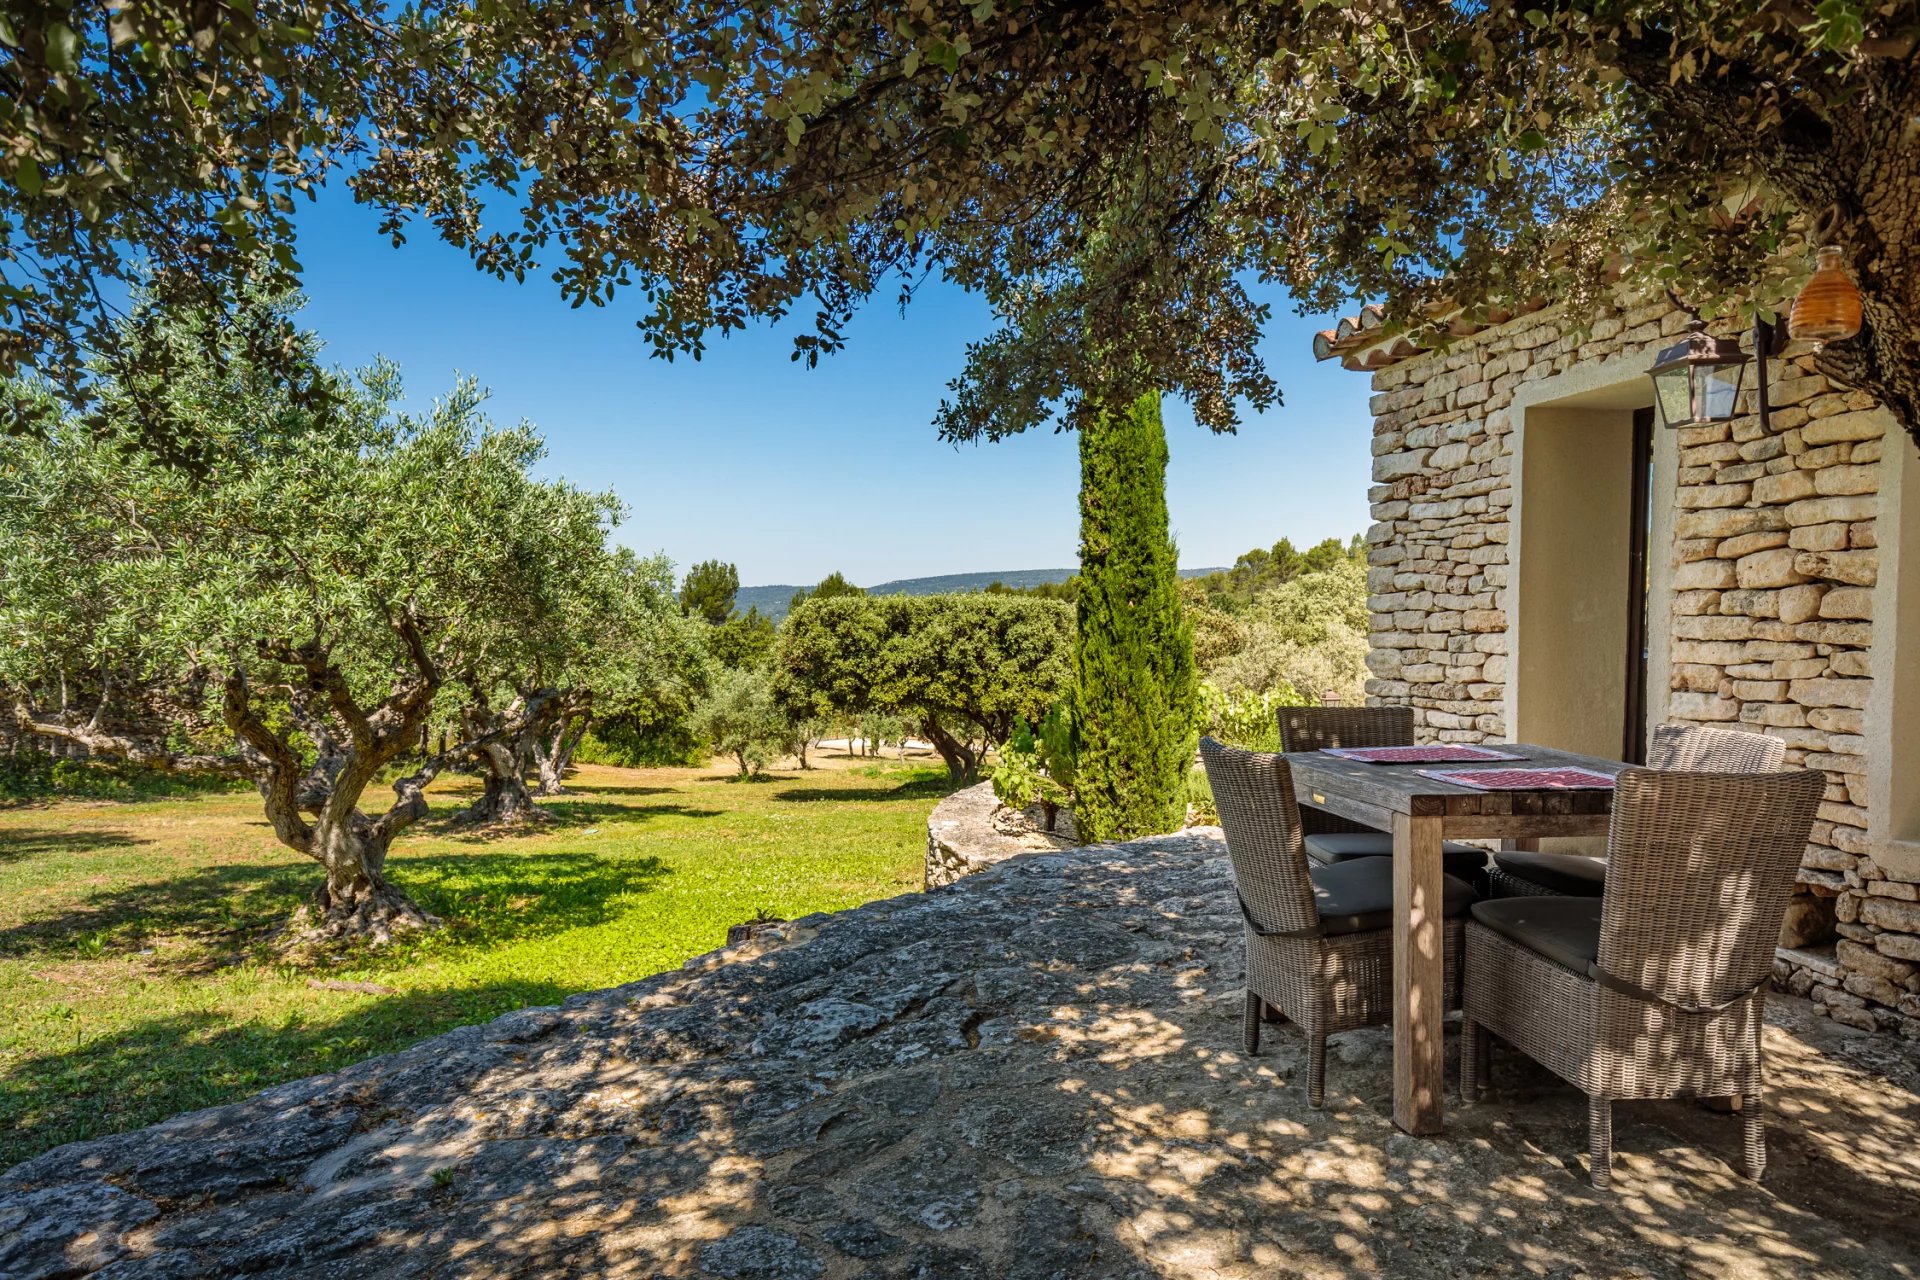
(1648, 320), (1750, 429)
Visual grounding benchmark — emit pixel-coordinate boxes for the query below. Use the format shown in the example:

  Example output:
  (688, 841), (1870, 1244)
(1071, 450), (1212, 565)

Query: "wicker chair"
(1461, 766), (1823, 1187)
(1200, 736), (1479, 1106)
(1488, 724), (1789, 899)
(1275, 705), (1488, 881)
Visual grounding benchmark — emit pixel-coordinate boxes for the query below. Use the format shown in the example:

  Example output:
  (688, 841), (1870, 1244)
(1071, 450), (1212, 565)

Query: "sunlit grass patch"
(0, 757), (945, 1166)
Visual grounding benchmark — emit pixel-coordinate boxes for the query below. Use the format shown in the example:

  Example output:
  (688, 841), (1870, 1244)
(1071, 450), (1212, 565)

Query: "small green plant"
(1198, 682), (1306, 753)
(991, 723), (1045, 812)
(1186, 766), (1217, 825)
(992, 709), (1079, 832)
(1034, 703), (1077, 830)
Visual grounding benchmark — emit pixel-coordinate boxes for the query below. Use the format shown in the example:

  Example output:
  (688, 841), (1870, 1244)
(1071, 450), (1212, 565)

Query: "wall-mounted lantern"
(1652, 244), (1862, 433)
(1648, 320), (1751, 430)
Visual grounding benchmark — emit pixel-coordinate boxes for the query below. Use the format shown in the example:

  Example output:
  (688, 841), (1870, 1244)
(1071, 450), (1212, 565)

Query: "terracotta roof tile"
(1313, 300), (1548, 370)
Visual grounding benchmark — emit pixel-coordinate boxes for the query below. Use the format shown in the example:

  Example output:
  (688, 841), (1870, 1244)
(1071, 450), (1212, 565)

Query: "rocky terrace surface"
(4, 833), (1919, 1279)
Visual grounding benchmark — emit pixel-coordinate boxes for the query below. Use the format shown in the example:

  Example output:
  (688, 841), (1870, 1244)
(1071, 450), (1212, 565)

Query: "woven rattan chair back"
(1276, 705), (1415, 754)
(1199, 737), (1319, 937)
(1599, 768), (1823, 1011)
(1647, 723), (1789, 772)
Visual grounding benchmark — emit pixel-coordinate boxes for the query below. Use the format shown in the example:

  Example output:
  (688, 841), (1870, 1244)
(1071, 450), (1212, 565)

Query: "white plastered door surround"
(1869, 423), (1920, 878)
(1503, 353), (1674, 767)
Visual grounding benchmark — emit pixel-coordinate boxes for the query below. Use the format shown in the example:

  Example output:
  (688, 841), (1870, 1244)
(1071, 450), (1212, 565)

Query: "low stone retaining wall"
(924, 782), (1075, 888)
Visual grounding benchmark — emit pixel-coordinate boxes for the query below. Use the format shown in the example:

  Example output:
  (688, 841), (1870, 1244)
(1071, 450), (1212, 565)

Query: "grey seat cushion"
(1492, 850), (1607, 897)
(1469, 897), (1602, 974)
(1306, 831), (1490, 879)
(1309, 857), (1479, 936)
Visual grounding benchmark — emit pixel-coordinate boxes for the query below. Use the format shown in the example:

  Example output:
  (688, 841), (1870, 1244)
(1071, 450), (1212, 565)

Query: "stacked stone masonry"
(1359, 300), (1917, 1039)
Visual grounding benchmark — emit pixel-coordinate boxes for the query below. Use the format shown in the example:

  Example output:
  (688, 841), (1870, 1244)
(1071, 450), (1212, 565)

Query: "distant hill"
(736, 566), (1226, 623)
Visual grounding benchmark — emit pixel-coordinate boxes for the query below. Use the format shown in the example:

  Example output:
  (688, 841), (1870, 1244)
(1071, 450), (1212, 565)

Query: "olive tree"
(0, 304), (622, 942)
(689, 666), (791, 776)
(529, 553), (711, 797)
(775, 593), (1072, 783)
(445, 544), (686, 827)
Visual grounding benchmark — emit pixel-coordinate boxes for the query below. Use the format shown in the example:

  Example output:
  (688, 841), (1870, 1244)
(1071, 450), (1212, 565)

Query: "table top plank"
(1285, 741), (1629, 818)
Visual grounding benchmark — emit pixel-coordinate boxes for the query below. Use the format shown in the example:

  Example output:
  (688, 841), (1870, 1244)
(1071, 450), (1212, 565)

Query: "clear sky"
(291, 192), (1374, 587)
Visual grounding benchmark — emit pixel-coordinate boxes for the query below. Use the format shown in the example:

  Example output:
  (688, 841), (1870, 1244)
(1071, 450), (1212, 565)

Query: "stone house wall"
(1353, 300), (1918, 1038)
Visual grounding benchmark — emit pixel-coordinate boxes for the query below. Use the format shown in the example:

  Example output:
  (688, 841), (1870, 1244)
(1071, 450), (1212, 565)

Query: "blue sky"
(293, 194), (1374, 587)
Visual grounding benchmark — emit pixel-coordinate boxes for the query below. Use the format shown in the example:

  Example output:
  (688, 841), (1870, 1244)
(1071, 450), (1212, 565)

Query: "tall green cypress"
(1073, 390), (1198, 842)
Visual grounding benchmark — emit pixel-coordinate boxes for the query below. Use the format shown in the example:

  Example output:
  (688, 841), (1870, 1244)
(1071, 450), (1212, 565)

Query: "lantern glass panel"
(1653, 366), (1695, 429)
(1694, 361), (1746, 423)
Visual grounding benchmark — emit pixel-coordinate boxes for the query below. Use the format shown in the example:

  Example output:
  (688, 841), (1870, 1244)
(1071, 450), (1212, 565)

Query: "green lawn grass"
(0, 756), (949, 1168)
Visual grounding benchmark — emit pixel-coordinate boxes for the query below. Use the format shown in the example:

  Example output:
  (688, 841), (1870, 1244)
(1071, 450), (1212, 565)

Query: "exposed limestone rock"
(4, 837), (1919, 1279)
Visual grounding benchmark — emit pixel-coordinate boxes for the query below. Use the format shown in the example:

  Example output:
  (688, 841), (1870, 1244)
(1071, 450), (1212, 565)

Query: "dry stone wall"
(925, 782), (1075, 888)
(1359, 301), (1917, 1039)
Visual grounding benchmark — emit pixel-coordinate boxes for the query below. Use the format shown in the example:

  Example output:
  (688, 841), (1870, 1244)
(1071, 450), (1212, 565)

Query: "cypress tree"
(1073, 390), (1198, 842)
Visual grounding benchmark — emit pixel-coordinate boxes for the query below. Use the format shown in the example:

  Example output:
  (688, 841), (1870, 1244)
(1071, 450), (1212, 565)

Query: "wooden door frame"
(1621, 407), (1655, 764)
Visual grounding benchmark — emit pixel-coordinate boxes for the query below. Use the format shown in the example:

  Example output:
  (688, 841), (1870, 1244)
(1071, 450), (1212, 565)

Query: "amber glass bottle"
(1788, 246), (1863, 347)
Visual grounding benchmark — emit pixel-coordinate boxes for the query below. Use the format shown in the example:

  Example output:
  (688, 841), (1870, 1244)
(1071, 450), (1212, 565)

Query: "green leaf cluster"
(9, 2), (1919, 452)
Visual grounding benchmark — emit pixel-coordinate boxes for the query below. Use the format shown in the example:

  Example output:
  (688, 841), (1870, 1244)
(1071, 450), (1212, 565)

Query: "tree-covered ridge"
(1186, 535), (1367, 608)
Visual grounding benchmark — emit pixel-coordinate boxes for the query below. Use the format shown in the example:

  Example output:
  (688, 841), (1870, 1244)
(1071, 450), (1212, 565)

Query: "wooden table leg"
(1393, 812), (1447, 1135)
(1501, 837), (1540, 852)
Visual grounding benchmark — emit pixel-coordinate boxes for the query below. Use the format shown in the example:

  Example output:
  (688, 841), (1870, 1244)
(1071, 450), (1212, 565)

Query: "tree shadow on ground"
(391, 851), (671, 959)
(0, 980), (572, 1169)
(559, 784), (677, 798)
(0, 827), (152, 863)
(0, 851), (672, 972)
(421, 800), (723, 842)
(538, 799), (724, 827)
(774, 774), (956, 805)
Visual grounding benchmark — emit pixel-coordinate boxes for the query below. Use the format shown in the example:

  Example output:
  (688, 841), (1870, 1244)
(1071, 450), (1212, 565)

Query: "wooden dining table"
(1282, 742), (1632, 1136)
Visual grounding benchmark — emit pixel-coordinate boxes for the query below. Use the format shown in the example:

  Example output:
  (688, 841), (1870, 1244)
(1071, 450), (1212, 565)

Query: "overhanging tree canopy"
(4, 3), (1918, 447)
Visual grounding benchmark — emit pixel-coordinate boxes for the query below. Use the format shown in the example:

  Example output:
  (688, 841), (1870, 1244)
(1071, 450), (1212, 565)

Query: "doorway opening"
(1621, 407), (1655, 764)
(1511, 402), (1656, 763)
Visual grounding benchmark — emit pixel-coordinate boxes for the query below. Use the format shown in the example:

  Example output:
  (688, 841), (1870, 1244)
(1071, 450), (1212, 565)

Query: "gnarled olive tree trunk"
(533, 709), (590, 796)
(15, 633), (468, 944)
(226, 640), (459, 943)
(453, 689), (565, 825)
(920, 717), (980, 785)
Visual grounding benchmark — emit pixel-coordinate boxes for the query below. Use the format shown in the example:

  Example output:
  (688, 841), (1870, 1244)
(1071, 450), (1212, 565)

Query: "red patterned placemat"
(1416, 766), (1618, 791)
(1322, 744), (1525, 764)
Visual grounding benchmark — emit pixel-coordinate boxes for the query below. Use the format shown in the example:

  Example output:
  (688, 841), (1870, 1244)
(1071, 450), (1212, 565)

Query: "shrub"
(1198, 682), (1306, 753)
(0, 752), (247, 802)
(990, 726), (1045, 812)
(1186, 765), (1217, 825)
(572, 723), (707, 768)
